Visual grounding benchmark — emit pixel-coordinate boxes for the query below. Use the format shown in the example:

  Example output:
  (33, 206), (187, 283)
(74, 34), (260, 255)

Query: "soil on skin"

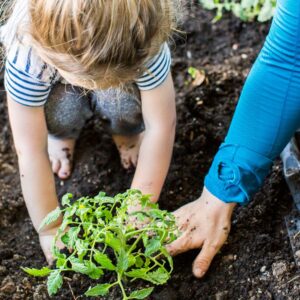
(0, 3), (299, 300)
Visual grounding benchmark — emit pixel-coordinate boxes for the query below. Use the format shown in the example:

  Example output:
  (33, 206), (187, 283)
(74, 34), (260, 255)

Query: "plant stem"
(117, 272), (128, 300)
(127, 234), (142, 255)
(125, 227), (165, 238)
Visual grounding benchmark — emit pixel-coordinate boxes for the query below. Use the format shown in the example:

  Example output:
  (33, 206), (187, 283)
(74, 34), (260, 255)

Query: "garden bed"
(0, 3), (299, 300)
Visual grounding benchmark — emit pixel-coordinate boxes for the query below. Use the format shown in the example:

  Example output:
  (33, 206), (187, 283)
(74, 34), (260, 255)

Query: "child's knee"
(45, 84), (92, 138)
(92, 85), (144, 135)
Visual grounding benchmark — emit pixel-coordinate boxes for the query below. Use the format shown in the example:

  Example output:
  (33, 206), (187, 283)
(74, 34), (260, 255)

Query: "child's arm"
(131, 73), (176, 202)
(7, 95), (61, 258)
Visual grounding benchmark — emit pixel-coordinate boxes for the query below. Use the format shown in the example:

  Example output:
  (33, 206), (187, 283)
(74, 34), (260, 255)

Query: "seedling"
(23, 190), (179, 299)
(200, 0), (276, 22)
(188, 67), (206, 87)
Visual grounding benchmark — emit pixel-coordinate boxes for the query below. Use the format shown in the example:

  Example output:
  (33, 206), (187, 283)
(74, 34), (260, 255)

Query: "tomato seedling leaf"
(39, 206), (61, 231)
(47, 270), (63, 296)
(129, 287), (154, 299)
(94, 251), (115, 270)
(85, 283), (111, 296)
(22, 267), (51, 277)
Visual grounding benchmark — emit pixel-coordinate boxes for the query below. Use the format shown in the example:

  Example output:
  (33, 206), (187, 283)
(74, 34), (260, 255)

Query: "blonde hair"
(2, 0), (182, 89)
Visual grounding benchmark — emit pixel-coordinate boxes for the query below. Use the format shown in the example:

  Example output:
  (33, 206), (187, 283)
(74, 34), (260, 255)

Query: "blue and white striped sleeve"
(4, 43), (54, 107)
(136, 43), (171, 90)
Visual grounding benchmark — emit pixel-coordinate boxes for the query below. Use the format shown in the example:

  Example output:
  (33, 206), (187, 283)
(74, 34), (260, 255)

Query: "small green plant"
(23, 190), (179, 299)
(200, 0), (276, 22)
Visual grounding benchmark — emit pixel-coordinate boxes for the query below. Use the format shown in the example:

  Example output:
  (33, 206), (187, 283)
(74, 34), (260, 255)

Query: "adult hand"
(166, 187), (236, 278)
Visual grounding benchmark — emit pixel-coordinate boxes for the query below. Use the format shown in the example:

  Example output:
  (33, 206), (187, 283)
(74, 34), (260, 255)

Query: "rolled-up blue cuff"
(204, 143), (273, 205)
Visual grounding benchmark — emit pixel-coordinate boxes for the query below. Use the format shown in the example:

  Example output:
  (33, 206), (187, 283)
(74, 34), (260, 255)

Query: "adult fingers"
(172, 207), (190, 227)
(166, 231), (202, 256)
(192, 240), (221, 278)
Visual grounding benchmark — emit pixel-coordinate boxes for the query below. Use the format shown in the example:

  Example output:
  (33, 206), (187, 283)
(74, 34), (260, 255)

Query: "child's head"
(4, 0), (182, 89)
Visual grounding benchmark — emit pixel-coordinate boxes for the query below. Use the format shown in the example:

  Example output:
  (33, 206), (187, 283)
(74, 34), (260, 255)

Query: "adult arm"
(167, 0), (300, 277)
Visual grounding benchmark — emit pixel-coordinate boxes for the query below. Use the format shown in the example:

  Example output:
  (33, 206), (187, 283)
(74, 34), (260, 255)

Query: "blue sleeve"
(205, 0), (300, 205)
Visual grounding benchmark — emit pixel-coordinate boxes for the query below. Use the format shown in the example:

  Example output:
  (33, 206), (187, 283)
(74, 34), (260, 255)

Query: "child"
(1, 0), (180, 263)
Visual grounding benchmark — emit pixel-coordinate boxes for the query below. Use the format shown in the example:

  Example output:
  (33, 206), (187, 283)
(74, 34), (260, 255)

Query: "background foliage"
(200, 0), (276, 22)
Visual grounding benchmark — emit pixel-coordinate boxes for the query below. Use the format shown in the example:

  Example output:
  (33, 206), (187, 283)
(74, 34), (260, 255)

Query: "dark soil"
(0, 3), (299, 300)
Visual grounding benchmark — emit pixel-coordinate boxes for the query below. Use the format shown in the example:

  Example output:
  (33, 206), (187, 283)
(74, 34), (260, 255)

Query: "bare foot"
(48, 136), (75, 179)
(113, 133), (144, 169)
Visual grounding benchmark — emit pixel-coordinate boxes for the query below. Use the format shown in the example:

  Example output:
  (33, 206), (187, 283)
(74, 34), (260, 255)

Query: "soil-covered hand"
(166, 187), (236, 278)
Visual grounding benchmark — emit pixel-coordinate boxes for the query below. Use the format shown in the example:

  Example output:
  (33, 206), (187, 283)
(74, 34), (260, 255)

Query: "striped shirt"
(4, 41), (171, 107)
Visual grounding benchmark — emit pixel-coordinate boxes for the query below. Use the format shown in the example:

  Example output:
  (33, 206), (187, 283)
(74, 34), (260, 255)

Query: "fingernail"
(194, 267), (205, 278)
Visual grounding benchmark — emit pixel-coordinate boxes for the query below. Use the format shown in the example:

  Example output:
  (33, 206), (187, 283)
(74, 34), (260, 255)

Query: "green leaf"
(135, 256), (144, 268)
(39, 207), (61, 231)
(126, 267), (169, 285)
(62, 193), (72, 206)
(258, 0), (274, 22)
(126, 268), (148, 280)
(117, 249), (129, 272)
(129, 287), (154, 299)
(188, 67), (198, 79)
(85, 283), (111, 296)
(128, 255), (136, 268)
(56, 257), (66, 268)
(145, 238), (161, 257)
(241, 0), (256, 9)
(148, 268), (170, 285)
(160, 247), (174, 271)
(200, 0), (216, 10)
(61, 232), (70, 246)
(105, 232), (122, 253)
(103, 209), (113, 220)
(22, 267), (51, 277)
(75, 239), (89, 258)
(148, 209), (165, 219)
(67, 227), (80, 248)
(86, 264), (103, 280)
(70, 258), (90, 275)
(142, 234), (149, 248)
(59, 218), (70, 232)
(94, 251), (115, 271)
(47, 270), (63, 296)
(85, 261), (103, 279)
(77, 207), (92, 219)
(64, 205), (77, 220)
(70, 258), (103, 279)
(51, 243), (64, 259)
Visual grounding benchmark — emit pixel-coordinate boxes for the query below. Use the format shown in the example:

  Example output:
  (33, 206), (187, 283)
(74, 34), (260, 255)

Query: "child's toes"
(131, 154), (139, 167)
(50, 158), (61, 174)
(121, 157), (131, 169)
(58, 158), (72, 179)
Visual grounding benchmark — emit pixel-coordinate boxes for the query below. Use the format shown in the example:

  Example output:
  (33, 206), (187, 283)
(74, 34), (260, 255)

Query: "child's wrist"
(38, 217), (63, 235)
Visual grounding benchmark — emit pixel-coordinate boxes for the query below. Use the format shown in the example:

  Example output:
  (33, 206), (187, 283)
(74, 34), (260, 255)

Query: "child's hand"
(39, 226), (65, 265)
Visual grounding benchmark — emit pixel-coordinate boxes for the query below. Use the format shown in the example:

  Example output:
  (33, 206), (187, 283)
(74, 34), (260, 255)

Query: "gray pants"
(45, 84), (144, 139)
